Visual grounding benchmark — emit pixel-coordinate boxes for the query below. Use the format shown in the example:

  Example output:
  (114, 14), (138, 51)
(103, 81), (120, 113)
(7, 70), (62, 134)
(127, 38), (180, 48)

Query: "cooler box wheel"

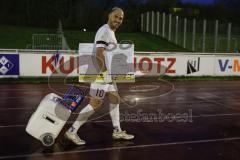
(41, 133), (55, 146)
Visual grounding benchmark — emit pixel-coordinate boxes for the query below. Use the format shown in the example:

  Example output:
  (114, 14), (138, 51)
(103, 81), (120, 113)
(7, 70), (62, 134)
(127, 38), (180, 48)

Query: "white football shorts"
(89, 82), (118, 99)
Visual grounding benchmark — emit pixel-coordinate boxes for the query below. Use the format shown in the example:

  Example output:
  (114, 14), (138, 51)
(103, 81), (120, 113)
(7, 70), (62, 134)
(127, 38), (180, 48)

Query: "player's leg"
(107, 91), (121, 132)
(65, 83), (108, 145)
(107, 83), (134, 140)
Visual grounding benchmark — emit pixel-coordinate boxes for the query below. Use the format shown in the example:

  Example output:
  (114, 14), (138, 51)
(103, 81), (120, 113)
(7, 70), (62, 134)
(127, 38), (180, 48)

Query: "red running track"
(0, 80), (240, 160)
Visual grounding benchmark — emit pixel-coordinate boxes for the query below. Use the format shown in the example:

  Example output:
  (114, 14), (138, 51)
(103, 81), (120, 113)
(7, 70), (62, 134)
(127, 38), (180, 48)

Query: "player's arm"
(96, 47), (107, 72)
(95, 44), (112, 83)
(95, 31), (112, 83)
(96, 47), (112, 83)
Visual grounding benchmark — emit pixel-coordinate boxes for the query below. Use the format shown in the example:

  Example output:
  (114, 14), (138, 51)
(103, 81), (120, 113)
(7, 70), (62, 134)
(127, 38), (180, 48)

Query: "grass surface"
(1, 76), (240, 84)
(0, 25), (188, 52)
(0, 25), (56, 49)
(64, 31), (189, 51)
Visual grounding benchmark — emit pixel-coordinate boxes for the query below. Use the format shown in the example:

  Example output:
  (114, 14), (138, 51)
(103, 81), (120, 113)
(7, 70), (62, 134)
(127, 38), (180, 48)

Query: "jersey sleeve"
(95, 30), (110, 49)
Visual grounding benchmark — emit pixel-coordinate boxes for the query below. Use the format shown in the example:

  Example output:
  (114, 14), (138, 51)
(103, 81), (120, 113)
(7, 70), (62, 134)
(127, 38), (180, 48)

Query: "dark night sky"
(181, 0), (215, 4)
(139, 0), (217, 5)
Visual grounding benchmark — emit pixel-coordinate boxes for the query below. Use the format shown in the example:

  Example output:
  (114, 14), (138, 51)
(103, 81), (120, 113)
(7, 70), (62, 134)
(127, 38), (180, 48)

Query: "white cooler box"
(26, 93), (71, 146)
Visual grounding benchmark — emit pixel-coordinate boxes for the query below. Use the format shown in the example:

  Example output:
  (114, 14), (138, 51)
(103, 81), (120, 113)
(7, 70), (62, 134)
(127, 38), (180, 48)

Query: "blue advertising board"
(0, 54), (19, 77)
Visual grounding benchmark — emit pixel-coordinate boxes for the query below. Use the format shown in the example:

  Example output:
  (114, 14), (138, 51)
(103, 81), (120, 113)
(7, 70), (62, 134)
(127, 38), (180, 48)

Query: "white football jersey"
(94, 24), (118, 71)
(94, 24), (117, 49)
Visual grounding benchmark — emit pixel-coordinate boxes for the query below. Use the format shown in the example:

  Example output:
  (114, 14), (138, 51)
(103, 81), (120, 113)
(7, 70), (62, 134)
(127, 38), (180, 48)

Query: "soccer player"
(64, 7), (134, 145)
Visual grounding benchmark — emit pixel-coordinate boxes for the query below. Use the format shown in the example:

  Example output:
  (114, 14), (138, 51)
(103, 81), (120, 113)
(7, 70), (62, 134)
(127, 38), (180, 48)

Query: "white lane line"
(0, 101), (204, 111)
(0, 97), (43, 99)
(141, 100), (240, 105)
(0, 108), (35, 110)
(0, 137), (240, 159)
(0, 88), (67, 91)
(0, 124), (26, 128)
(1, 112), (240, 128)
(2, 99), (240, 111)
(195, 96), (240, 112)
(0, 89), (48, 91)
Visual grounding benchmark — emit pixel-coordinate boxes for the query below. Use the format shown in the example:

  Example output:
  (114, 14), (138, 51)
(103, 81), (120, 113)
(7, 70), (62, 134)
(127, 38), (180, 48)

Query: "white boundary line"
(129, 85), (160, 92)
(1, 99), (240, 110)
(0, 100), (217, 110)
(195, 96), (240, 112)
(0, 137), (240, 159)
(1, 112), (240, 128)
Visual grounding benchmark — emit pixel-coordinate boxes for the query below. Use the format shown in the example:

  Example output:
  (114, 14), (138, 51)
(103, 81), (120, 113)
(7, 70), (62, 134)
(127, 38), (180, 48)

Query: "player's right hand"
(102, 71), (112, 83)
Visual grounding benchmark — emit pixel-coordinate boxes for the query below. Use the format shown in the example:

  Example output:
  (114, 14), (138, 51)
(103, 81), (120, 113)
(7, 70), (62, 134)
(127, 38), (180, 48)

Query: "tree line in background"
(0, 0), (239, 31)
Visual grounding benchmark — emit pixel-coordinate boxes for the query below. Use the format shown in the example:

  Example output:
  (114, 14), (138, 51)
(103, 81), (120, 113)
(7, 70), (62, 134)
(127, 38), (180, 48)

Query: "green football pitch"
(0, 25), (188, 52)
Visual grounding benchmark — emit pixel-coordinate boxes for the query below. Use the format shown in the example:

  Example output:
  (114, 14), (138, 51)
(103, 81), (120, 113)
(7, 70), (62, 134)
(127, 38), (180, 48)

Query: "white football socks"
(68, 104), (95, 134)
(109, 103), (122, 132)
(68, 103), (122, 134)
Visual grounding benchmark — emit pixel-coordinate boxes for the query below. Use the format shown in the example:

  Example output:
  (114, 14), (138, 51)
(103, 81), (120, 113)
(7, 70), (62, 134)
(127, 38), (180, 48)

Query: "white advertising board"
(78, 43), (135, 82)
(17, 50), (240, 77)
(134, 54), (215, 76)
(214, 56), (240, 76)
(20, 53), (78, 77)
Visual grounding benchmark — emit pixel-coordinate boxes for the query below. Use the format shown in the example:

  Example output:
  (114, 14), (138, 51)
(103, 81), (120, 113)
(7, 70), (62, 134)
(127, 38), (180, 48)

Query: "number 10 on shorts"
(96, 89), (105, 98)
